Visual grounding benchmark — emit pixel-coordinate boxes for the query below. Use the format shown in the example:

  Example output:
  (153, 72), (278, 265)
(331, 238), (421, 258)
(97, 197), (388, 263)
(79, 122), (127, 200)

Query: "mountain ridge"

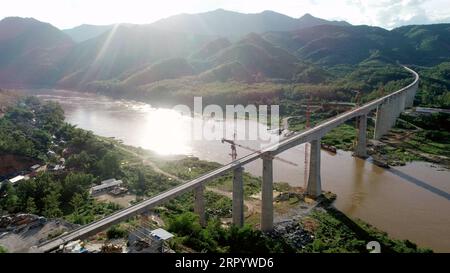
(0, 13), (450, 90)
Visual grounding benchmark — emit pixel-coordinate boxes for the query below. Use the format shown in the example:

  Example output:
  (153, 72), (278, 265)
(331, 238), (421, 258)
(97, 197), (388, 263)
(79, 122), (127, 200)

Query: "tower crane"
(221, 132), (298, 167)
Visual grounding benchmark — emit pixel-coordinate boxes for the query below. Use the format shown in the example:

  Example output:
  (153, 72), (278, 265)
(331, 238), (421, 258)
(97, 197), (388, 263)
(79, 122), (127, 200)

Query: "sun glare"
(141, 108), (192, 155)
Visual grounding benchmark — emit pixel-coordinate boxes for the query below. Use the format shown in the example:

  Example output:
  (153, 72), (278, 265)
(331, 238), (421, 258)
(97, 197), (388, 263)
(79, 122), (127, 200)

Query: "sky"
(0, 0), (449, 30)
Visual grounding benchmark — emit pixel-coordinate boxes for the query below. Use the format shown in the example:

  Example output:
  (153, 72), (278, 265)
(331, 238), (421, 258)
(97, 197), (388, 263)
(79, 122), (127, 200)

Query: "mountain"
(198, 61), (253, 83)
(392, 24), (450, 65)
(208, 33), (299, 79)
(150, 9), (350, 37)
(1, 12), (450, 91)
(190, 37), (231, 59)
(0, 17), (73, 86)
(57, 24), (213, 88)
(123, 58), (195, 86)
(63, 24), (114, 43)
(263, 24), (450, 65)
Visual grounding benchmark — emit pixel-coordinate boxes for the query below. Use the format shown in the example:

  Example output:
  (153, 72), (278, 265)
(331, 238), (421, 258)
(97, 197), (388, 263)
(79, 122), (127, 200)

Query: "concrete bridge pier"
(406, 84), (417, 108)
(399, 93), (406, 113)
(306, 138), (322, 197)
(392, 97), (398, 120)
(232, 167), (244, 227)
(354, 114), (368, 158)
(374, 101), (390, 139)
(261, 154), (274, 232)
(395, 95), (405, 119)
(194, 185), (206, 227)
(405, 88), (412, 108)
(392, 97), (401, 125)
(388, 98), (397, 128)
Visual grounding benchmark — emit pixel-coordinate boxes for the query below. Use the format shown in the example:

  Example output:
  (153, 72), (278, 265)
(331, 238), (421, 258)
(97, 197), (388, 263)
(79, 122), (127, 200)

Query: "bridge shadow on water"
(386, 167), (450, 201)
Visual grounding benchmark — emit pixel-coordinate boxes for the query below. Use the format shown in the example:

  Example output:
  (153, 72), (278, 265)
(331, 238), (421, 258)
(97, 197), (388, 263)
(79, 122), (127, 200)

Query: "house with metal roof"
(89, 179), (123, 195)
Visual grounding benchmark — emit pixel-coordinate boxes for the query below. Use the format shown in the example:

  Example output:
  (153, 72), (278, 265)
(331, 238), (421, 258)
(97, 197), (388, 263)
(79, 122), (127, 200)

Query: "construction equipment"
(221, 132), (298, 167)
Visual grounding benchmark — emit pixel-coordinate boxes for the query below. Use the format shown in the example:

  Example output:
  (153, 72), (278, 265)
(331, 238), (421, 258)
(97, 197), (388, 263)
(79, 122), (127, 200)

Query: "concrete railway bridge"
(37, 66), (419, 252)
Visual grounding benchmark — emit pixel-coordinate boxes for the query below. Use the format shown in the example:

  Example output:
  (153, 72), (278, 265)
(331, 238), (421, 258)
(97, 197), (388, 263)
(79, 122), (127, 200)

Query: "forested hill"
(0, 13), (449, 108)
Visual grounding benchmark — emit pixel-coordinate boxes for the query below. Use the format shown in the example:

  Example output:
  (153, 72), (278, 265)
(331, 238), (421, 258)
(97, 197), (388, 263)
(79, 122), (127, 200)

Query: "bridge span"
(37, 66), (419, 252)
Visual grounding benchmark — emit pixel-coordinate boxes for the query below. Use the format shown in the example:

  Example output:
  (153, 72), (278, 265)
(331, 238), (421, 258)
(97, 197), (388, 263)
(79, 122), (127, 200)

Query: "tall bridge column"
(406, 84), (418, 108)
(194, 185), (206, 227)
(232, 167), (244, 227)
(261, 154), (273, 232)
(374, 101), (390, 139)
(354, 114), (368, 158)
(306, 138), (322, 197)
(392, 97), (400, 126)
(388, 98), (396, 128)
(395, 96), (402, 121)
(400, 93), (406, 111)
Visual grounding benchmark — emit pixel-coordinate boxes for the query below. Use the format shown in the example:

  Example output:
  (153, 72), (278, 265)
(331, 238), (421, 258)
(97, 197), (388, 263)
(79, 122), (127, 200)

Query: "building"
(128, 228), (174, 253)
(151, 228), (174, 241)
(9, 175), (25, 184)
(30, 164), (40, 171)
(90, 179), (123, 195)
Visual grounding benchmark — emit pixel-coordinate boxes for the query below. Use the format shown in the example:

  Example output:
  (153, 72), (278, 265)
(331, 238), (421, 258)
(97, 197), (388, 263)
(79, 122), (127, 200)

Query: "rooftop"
(151, 228), (174, 241)
(91, 179), (123, 192)
(9, 175), (25, 184)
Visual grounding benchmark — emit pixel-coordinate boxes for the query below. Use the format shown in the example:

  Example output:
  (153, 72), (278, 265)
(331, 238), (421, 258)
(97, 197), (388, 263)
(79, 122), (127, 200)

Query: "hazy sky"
(1, 0), (449, 29)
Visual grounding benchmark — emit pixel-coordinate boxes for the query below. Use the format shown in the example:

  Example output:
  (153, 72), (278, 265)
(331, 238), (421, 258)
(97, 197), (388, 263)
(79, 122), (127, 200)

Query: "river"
(28, 89), (450, 252)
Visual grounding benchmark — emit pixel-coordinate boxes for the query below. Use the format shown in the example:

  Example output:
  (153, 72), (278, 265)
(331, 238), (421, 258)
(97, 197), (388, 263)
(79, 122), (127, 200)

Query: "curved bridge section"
(37, 66), (419, 252)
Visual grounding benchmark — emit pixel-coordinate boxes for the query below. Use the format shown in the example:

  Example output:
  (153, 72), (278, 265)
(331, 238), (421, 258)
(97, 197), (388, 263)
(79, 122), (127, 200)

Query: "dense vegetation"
(302, 209), (431, 253)
(0, 97), (64, 161)
(414, 62), (450, 108)
(0, 99), (177, 224)
(167, 212), (293, 253)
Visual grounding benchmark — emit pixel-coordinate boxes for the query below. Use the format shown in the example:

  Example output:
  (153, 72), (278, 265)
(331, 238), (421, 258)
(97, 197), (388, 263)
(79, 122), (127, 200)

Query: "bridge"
(37, 66), (419, 252)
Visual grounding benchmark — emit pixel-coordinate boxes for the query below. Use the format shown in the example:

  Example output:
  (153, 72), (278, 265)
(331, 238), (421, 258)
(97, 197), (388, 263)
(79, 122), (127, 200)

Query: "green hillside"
(0, 13), (449, 110)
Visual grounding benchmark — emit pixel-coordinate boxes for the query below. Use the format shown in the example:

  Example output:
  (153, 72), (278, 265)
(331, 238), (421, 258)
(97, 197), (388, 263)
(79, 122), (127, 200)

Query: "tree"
(36, 101), (65, 133)
(134, 169), (147, 196)
(97, 151), (121, 178)
(0, 183), (19, 213)
(43, 190), (62, 218)
(70, 193), (85, 215)
(33, 173), (61, 212)
(25, 197), (38, 214)
(66, 151), (92, 172)
(106, 225), (127, 239)
(168, 212), (202, 237)
(61, 173), (92, 206)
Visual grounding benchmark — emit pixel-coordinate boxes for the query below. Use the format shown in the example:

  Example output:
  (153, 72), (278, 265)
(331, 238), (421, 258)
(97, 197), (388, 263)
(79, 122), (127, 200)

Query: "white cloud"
(337, 0), (450, 28)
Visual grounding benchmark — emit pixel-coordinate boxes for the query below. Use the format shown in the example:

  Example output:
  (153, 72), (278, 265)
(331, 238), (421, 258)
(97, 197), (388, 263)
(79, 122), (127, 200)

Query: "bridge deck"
(37, 66), (419, 252)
